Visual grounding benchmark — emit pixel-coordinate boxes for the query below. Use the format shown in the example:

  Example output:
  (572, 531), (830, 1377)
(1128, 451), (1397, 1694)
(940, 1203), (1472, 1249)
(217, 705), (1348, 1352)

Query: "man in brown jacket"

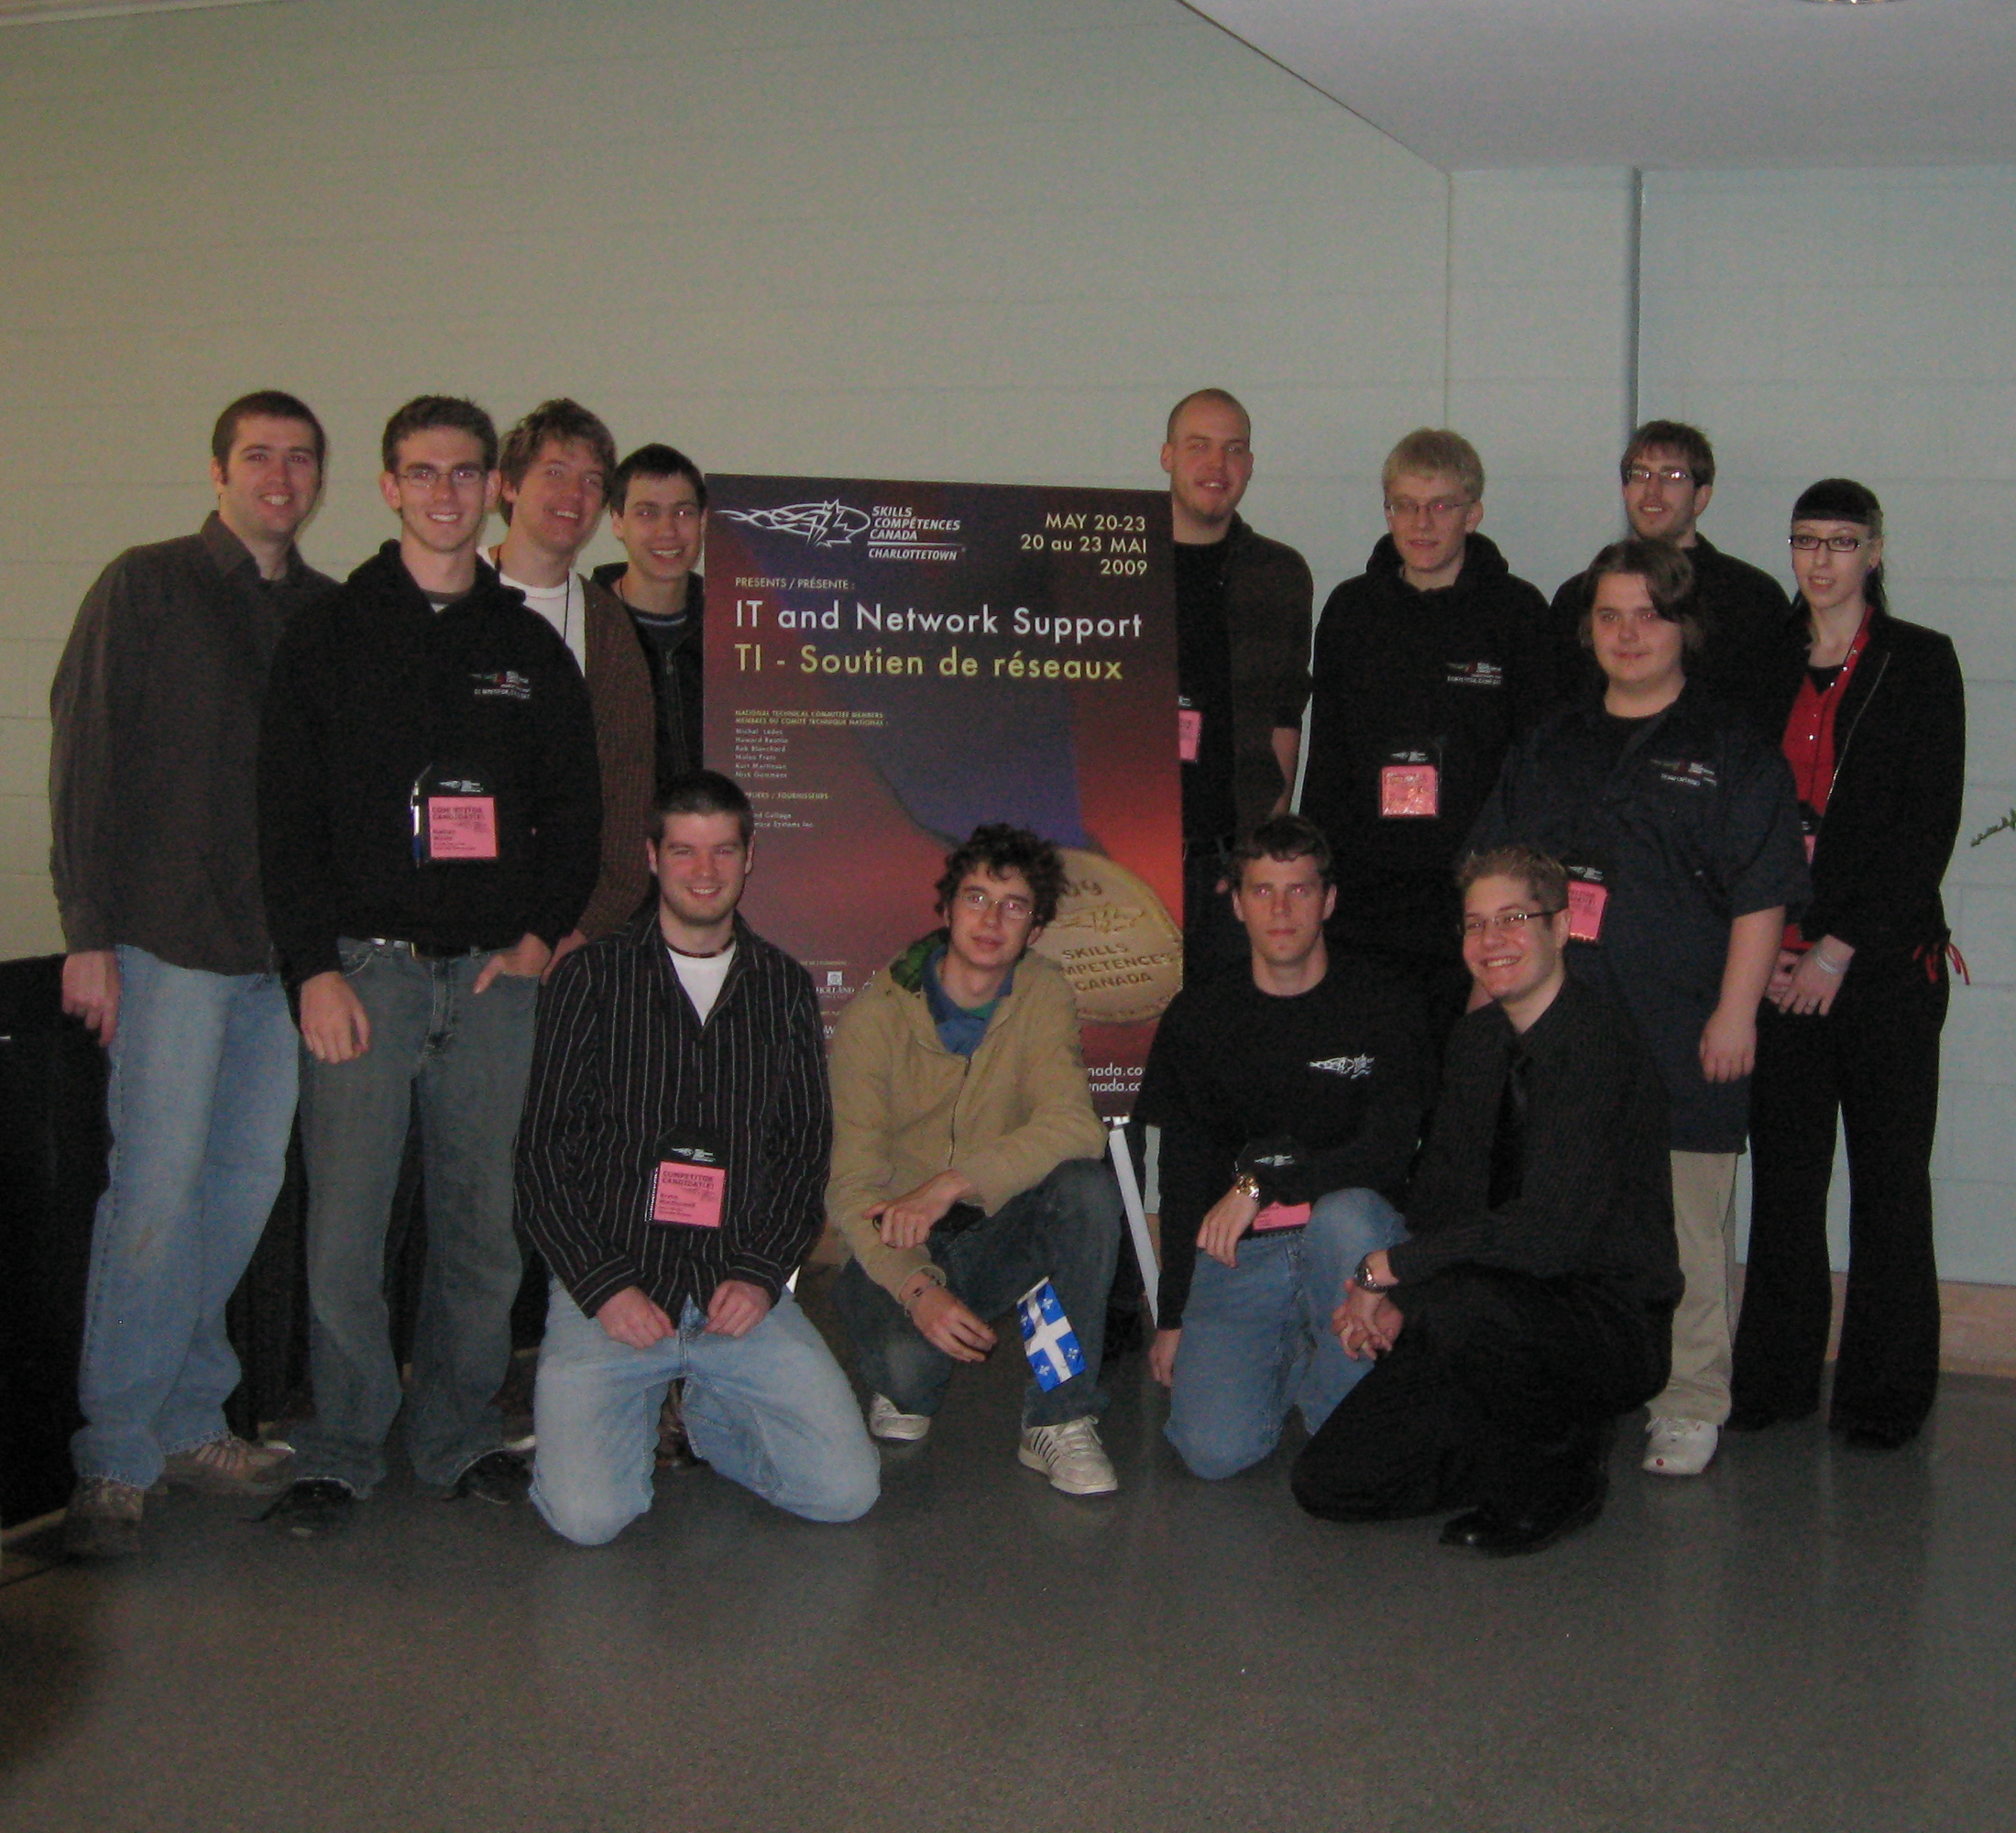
(827, 825), (1124, 1495)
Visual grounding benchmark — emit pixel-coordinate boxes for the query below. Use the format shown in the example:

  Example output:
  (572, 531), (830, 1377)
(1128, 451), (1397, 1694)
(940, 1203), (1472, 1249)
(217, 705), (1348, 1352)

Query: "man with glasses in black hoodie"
(1298, 430), (1556, 1043)
(257, 394), (601, 1533)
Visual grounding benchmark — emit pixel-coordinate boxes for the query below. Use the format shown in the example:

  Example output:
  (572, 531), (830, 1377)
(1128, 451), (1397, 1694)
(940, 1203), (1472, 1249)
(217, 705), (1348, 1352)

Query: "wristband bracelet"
(1811, 953), (1846, 975)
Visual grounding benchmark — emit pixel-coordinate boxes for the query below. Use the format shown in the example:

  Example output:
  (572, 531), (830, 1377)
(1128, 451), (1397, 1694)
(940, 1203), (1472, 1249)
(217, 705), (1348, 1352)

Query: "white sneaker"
(866, 1394), (932, 1443)
(1018, 1417), (1119, 1496)
(1643, 1416), (1718, 1476)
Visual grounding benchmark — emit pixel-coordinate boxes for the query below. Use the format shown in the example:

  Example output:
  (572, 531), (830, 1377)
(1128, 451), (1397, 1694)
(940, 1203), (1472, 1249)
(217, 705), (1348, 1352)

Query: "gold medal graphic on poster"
(1029, 848), (1182, 1026)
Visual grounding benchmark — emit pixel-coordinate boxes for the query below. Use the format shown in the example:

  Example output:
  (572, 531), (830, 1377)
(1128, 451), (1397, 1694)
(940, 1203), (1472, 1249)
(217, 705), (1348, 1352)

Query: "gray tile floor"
(5, 1283), (2014, 1832)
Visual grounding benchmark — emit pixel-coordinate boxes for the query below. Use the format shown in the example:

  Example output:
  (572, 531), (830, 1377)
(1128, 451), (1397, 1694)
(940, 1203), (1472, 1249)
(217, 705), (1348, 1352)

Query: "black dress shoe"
(1438, 1508), (1502, 1551)
(1836, 1417), (1920, 1453)
(1439, 1474), (1607, 1558)
(260, 1478), (356, 1537)
(452, 1449), (532, 1503)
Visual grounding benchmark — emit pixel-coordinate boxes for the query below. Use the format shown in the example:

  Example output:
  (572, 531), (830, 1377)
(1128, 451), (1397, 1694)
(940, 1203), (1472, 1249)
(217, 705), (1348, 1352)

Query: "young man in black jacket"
(1298, 429), (1555, 1041)
(1293, 846), (1682, 1555)
(257, 395), (601, 1531)
(1137, 816), (1432, 1480)
(517, 772), (877, 1542)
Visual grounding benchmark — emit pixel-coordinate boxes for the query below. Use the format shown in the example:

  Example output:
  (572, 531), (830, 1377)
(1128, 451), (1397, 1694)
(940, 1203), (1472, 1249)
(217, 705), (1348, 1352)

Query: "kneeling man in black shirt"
(1292, 844), (1681, 1554)
(1139, 815), (1432, 1479)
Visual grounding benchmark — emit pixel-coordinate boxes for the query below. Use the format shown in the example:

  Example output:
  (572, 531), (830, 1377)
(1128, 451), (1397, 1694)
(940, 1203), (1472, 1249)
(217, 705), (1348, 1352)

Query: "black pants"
(1291, 1267), (1666, 1522)
(1732, 957), (1949, 1434)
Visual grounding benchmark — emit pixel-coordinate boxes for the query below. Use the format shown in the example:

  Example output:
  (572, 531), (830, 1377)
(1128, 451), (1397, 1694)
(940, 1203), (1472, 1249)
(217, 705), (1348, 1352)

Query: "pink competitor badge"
(1379, 764), (1439, 818)
(424, 796), (499, 860)
(1178, 707), (1202, 763)
(1566, 879), (1608, 943)
(1251, 1201), (1311, 1233)
(652, 1160), (727, 1229)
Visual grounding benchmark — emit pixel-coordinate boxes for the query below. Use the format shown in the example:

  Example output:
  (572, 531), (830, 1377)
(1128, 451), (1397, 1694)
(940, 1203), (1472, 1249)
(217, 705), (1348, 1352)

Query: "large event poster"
(702, 476), (1182, 1119)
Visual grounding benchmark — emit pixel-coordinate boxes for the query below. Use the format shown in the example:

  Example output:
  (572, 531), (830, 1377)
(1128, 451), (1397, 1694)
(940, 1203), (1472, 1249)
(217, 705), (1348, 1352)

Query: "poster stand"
(1107, 1119), (1158, 1327)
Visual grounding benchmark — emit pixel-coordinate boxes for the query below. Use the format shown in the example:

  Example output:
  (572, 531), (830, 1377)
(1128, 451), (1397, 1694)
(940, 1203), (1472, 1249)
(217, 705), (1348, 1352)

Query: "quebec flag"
(1017, 1278), (1087, 1392)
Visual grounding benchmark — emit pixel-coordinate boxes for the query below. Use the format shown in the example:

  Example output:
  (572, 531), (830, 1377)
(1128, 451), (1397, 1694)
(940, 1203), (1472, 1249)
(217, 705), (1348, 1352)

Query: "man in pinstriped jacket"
(516, 770), (879, 1542)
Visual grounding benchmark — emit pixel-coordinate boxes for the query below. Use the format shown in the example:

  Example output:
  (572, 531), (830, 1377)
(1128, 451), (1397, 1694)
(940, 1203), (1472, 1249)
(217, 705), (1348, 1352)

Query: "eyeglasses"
(1460, 907), (1562, 939)
(1789, 532), (1870, 554)
(956, 886), (1034, 922)
(624, 502), (704, 528)
(1385, 496), (1473, 522)
(1625, 466), (1695, 488)
(398, 464), (487, 491)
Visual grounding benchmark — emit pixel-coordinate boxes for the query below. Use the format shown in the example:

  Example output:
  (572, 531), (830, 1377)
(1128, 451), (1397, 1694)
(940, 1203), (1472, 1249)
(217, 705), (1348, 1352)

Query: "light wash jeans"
(290, 939), (538, 1495)
(71, 946), (299, 1490)
(1166, 1187), (1407, 1480)
(531, 1283), (881, 1543)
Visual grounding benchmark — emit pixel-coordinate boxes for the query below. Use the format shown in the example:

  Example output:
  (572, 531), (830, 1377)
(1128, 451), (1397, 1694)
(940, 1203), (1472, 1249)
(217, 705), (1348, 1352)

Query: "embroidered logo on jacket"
(471, 670), (532, 701)
(1309, 1054), (1375, 1078)
(1445, 660), (1504, 688)
(1650, 756), (1717, 790)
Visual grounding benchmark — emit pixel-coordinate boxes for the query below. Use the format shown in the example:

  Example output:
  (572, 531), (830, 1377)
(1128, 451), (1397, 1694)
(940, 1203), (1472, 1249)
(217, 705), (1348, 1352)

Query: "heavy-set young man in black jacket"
(517, 772), (878, 1541)
(257, 396), (602, 1532)
(1294, 846), (1682, 1556)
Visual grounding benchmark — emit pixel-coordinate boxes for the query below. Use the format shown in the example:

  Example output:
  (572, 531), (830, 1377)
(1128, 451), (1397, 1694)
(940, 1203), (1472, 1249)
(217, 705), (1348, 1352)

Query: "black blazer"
(1762, 609), (1967, 962)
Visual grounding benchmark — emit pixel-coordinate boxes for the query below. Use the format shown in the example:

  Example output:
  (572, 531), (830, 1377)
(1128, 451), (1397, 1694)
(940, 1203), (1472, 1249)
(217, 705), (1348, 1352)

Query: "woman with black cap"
(1729, 479), (1967, 1451)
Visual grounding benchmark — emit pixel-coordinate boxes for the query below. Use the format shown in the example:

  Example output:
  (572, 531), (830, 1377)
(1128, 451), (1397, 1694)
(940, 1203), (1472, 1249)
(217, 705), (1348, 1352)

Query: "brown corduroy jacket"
(575, 576), (659, 940)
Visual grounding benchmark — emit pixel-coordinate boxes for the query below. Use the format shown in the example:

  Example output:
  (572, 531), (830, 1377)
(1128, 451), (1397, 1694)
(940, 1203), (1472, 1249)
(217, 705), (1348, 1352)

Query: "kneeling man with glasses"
(1292, 846), (1681, 1554)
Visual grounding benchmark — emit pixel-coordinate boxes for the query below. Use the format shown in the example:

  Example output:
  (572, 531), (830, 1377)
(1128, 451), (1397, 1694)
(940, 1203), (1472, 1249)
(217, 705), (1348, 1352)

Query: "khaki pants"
(1647, 1150), (1738, 1424)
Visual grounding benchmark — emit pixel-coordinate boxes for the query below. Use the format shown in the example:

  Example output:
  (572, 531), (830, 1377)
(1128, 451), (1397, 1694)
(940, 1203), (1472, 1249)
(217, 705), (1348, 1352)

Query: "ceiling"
(1187, 0), (2016, 171)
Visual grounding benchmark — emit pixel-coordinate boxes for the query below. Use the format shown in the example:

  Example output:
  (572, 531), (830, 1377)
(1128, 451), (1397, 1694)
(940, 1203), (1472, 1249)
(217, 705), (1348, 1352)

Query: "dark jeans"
(1291, 1266), (1667, 1523)
(831, 1158), (1122, 1428)
(1733, 959), (1949, 1434)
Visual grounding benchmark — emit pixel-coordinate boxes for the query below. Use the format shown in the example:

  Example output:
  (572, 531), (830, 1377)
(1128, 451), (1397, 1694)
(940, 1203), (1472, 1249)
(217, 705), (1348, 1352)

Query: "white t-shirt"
(495, 562), (587, 674)
(669, 943), (735, 1023)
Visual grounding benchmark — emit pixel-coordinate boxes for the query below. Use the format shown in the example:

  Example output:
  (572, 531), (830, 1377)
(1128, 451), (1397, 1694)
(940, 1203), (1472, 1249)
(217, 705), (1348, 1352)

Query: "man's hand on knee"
(1332, 1287), (1403, 1361)
(597, 1286), (677, 1349)
(703, 1278), (772, 1339)
(904, 1282), (996, 1363)
(870, 1169), (976, 1249)
(299, 971), (371, 1064)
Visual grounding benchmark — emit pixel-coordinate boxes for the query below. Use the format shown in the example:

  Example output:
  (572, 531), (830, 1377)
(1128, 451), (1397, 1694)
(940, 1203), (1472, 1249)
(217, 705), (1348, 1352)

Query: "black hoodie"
(1299, 532), (1555, 956)
(258, 542), (601, 982)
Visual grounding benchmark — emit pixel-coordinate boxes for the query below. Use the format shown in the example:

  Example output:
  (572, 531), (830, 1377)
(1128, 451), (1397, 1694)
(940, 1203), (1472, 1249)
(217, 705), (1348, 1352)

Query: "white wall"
(1638, 168), (2016, 1283)
(0, 0), (1447, 953)
(1446, 168), (1639, 598)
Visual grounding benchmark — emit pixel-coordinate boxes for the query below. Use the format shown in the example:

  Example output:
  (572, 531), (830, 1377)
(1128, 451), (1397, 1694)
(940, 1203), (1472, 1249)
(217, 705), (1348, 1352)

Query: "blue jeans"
(1167, 1187), (1406, 1480)
(531, 1283), (880, 1543)
(830, 1158), (1123, 1428)
(290, 939), (539, 1494)
(71, 947), (299, 1489)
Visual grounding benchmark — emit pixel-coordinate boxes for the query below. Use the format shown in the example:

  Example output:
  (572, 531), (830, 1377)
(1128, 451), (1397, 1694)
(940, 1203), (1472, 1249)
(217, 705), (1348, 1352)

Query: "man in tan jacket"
(827, 825), (1124, 1495)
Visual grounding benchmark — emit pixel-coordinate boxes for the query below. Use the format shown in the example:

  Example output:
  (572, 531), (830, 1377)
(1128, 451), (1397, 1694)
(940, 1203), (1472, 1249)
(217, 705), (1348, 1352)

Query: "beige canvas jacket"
(826, 939), (1107, 1297)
